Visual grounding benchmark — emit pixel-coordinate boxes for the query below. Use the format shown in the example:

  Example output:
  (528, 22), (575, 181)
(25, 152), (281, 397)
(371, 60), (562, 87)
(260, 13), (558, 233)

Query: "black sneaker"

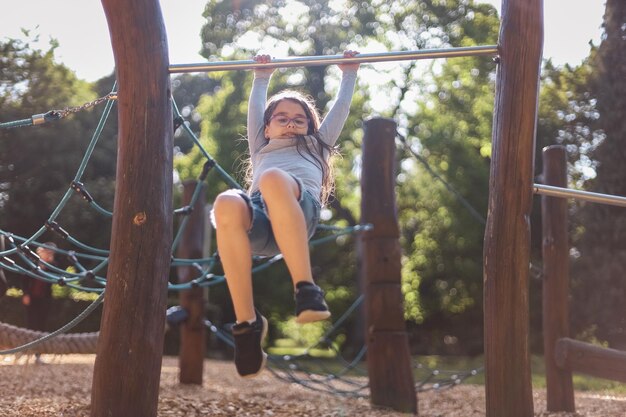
(294, 282), (331, 324)
(231, 311), (268, 378)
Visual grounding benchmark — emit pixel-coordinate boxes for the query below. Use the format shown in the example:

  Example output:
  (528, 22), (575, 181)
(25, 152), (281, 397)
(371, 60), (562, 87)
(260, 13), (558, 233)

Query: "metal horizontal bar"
(169, 45), (499, 74)
(534, 184), (626, 208)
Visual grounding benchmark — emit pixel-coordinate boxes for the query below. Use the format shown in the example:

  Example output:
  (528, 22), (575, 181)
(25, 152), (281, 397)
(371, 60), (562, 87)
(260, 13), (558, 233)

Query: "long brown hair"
(247, 90), (339, 205)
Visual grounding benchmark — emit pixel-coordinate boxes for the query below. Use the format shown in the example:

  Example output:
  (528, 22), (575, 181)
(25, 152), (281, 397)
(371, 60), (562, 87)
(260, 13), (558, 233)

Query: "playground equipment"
(481, 0), (542, 416)
(7, 0), (612, 416)
(169, 46), (498, 73)
(539, 145), (626, 413)
(0, 0), (538, 414)
(94, 0), (511, 415)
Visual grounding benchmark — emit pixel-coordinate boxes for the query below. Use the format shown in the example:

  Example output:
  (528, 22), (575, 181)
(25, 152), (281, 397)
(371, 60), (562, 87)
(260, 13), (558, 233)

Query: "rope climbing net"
(200, 296), (482, 395)
(0, 84), (367, 295)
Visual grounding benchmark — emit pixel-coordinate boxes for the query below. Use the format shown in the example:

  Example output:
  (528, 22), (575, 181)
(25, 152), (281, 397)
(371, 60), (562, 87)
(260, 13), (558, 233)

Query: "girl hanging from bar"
(211, 51), (360, 378)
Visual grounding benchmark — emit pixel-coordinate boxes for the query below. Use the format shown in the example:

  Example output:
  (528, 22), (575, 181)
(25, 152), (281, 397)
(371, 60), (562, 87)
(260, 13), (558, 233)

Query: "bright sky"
(0, 0), (605, 82)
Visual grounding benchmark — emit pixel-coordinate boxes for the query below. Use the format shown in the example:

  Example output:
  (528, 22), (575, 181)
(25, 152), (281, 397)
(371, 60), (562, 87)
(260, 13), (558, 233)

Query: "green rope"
(0, 118), (35, 129)
(172, 99), (243, 190)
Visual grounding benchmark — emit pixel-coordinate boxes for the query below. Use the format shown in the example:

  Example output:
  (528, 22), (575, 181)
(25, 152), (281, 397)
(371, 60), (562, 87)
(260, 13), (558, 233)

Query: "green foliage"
(531, 59), (598, 306)
(396, 6), (499, 325)
(174, 68), (251, 200)
(0, 36), (118, 285)
(568, 0), (626, 348)
(536, 59), (599, 187)
(275, 318), (332, 348)
(200, 0), (376, 59)
(172, 74), (219, 154)
(51, 280), (100, 302)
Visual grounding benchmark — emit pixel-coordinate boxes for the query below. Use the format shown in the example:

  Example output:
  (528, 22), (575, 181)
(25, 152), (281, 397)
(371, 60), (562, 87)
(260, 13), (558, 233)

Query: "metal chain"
(46, 92), (118, 121)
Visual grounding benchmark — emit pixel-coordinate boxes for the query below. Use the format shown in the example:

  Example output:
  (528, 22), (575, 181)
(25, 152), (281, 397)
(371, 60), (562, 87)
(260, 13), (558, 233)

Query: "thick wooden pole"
(483, 0), (543, 416)
(177, 180), (206, 384)
(92, 0), (173, 416)
(541, 146), (575, 411)
(360, 117), (417, 414)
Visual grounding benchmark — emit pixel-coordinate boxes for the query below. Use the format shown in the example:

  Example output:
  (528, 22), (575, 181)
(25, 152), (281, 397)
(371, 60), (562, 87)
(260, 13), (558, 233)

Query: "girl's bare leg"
(258, 168), (314, 287)
(213, 191), (255, 323)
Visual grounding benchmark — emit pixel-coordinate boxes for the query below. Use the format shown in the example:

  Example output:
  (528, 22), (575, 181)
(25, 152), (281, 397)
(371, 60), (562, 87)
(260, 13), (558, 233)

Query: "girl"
(212, 51), (360, 377)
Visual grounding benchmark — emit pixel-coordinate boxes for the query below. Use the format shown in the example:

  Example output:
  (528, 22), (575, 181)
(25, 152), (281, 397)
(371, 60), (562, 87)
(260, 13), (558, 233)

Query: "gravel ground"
(1, 354), (625, 416)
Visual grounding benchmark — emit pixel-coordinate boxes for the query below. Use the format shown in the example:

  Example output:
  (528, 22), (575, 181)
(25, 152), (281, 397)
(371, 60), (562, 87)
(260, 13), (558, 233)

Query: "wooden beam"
(556, 338), (626, 383)
(177, 180), (206, 384)
(361, 117), (417, 413)
(92, 0), (173, 415)
(541, 146), (575, 412)
(483, 0), (543, 416)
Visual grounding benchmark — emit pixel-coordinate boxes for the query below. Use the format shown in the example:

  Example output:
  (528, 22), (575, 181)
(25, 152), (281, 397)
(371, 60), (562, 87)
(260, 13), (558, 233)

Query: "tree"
(570, 0), (626, 349)
(536, 59), (599, 188)
(0, 36), (118, 277)
(171, 74), (219, 154)
(373, 1), (499, 354)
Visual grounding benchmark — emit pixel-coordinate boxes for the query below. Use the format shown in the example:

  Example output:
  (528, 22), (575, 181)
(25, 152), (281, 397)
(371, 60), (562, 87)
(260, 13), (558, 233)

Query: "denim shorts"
(231, 186), (321, 257)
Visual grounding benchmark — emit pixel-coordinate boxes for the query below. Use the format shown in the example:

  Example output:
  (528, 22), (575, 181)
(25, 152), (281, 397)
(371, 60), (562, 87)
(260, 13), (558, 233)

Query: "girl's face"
(264, 99), (309, 139)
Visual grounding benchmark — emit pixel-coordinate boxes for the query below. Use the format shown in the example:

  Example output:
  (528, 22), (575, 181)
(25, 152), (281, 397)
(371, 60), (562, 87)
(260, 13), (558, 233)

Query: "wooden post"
(541, 146), (575, 411)
(177, 180), (206, 384)
(556, 338), (626, 382)
(483, 0), (543, 416)
(360, 117), (417, 413)
(92, 1), (172, 416)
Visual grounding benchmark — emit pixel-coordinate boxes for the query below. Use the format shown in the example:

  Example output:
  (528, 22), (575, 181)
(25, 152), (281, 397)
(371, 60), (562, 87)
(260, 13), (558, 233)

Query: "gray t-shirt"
(247, 70), (358, 204)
